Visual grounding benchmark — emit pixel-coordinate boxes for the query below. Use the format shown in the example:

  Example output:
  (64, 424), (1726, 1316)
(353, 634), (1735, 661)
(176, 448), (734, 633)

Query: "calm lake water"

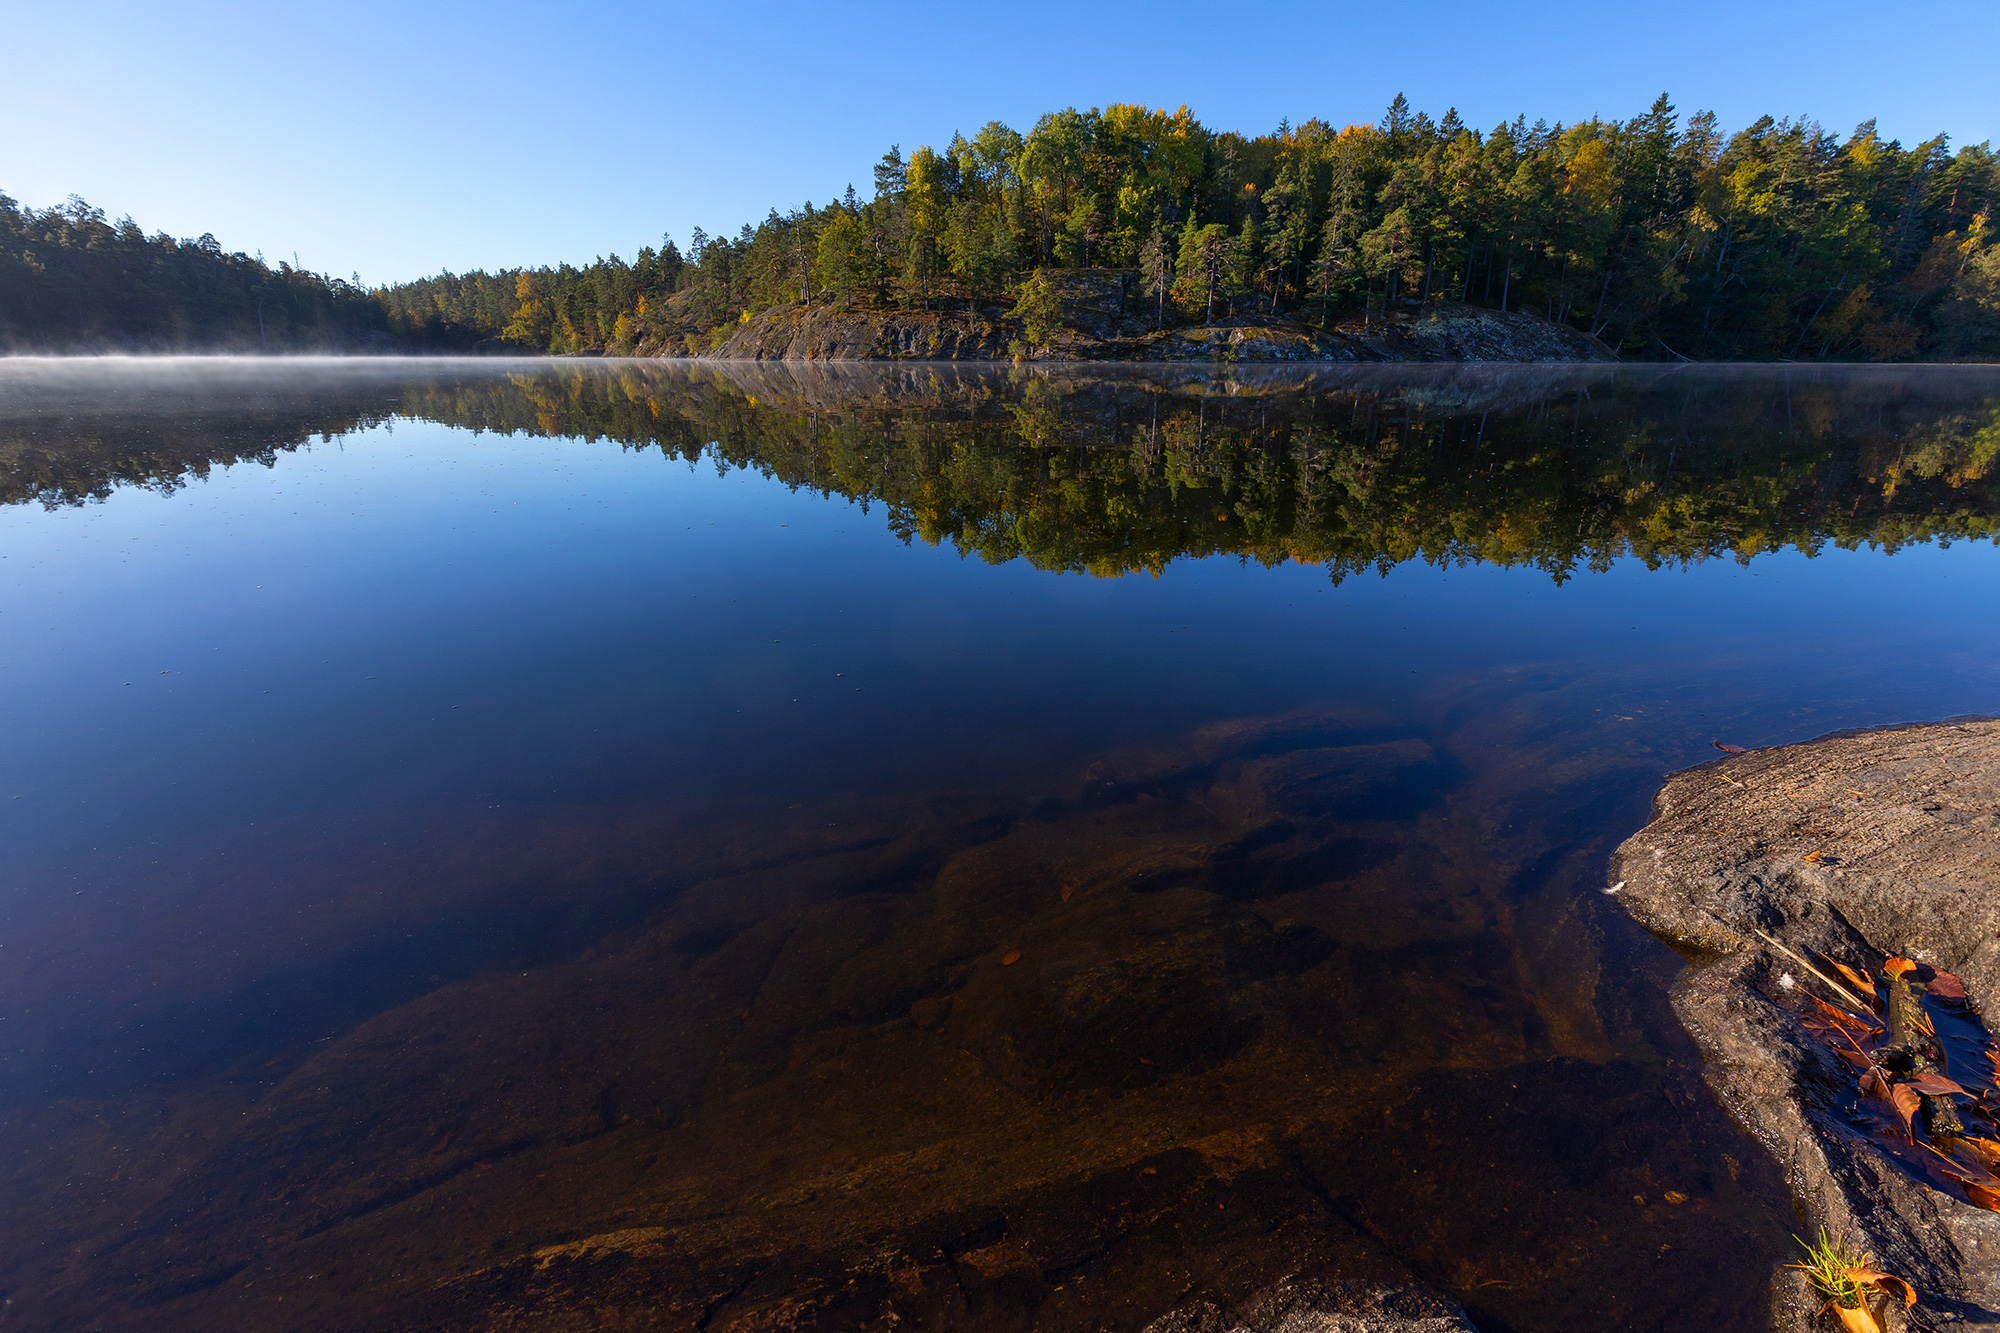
(1, 357), (1997, 1332)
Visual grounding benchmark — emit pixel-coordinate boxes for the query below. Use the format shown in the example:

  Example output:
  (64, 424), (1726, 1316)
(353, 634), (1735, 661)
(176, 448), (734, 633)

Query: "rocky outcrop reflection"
(5, 361), (1993, 581)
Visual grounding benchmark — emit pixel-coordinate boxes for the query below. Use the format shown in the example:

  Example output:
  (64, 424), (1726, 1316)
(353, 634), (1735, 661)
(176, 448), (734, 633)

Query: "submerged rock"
(1610, 716), (2000, 1329)
(1145, 1276), (1481, 1332)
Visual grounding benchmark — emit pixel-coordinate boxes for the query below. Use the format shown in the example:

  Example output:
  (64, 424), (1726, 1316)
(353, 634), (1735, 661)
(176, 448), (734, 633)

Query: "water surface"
(2, 358), (1998, 1332)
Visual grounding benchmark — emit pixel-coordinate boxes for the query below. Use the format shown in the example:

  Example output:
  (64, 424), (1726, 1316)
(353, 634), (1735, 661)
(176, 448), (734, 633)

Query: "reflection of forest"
(5, 363), (1997, 580)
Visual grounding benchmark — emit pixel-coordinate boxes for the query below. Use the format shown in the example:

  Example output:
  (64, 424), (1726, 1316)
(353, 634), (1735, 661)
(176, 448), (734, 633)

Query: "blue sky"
(5, 0), (1996, 286)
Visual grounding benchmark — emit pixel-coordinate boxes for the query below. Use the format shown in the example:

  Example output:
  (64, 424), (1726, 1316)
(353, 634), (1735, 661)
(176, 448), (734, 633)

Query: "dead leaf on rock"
(1000, 950), (1021, 966)
(1927, 970), (1969, 1001)
(1846, 1268), (1918, 1309)
(1713, 741), (1748, 754)
(1859, 1067), (1893, 1101)
(1664, 1190), (1688, 1204)
(1830, 959), (1874, 993)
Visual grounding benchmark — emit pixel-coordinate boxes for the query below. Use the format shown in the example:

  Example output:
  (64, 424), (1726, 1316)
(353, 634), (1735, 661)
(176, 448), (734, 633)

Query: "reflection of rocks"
(1609, 717), (2000, 1329)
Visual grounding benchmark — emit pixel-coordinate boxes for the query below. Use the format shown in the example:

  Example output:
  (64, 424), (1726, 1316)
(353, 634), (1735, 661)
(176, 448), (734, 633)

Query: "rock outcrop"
(1609, 717), (2000, 1330)
(636, 270), (1616, 364)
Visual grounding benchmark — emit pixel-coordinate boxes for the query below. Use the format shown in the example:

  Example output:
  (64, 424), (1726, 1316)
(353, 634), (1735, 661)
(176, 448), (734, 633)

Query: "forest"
(0, 195), (390, 352)
(5, 96), (2000, 360)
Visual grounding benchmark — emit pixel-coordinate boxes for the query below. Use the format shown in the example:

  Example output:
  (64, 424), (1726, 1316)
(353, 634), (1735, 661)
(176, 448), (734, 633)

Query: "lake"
(1, 357), (1997, 1333)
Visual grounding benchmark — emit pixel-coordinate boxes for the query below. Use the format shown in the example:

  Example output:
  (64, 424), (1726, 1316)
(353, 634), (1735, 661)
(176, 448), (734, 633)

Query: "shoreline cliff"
(635, 270), (1616, 364)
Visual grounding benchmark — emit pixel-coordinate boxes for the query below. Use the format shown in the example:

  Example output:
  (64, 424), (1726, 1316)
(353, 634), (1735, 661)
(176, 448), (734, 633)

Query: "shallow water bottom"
(5, 677), (1798, 1333)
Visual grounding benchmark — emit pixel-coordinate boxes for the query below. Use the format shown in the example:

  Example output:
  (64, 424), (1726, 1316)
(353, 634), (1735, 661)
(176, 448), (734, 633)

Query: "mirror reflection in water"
(1, 359), (1996, 1333)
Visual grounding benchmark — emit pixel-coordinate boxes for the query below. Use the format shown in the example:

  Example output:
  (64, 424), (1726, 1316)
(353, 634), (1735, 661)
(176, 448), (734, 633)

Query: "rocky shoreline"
(1609, 718), (2000, 1330)
(633, 270), (1616, 364)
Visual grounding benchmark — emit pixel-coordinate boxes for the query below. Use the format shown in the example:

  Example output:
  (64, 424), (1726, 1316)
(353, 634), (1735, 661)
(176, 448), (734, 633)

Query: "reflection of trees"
(6, 364), (1997, 581)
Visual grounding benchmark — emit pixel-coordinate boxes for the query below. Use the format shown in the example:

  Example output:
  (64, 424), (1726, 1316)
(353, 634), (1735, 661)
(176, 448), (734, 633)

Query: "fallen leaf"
(1804, 850), (1827, 863)
(1927, 970), (1969, 1001)
(1963, 1180), (2000, 1213)
(1846, 1268), (1918, 1309)
(1930, 1141), (2000, 1186)
(1663, 1190), (1688, 1204)
(1060, 884), (1074, 903)
(1908, 1072), (1965, 1097)
(1957, 1137), (2000, 1167)
(1891, 1084), (1924, 1142)
(1713, 740), (1748, 754)
(1884, 957), (1916, 979)
(1831, 959), (1874, 993)
(1845, 788), (1868, 797)
(1001, 950), (1021, 966)
(1859, 1067), (1893, 1101)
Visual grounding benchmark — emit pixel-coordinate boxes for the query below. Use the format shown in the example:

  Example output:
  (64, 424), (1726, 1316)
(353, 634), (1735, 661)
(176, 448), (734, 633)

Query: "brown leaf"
(1831, 959), (1875, 993)
(1663, 1190), (1688, 1204)
(1846, 1268), (1919, 1308)
(1884, 957), (1917, 979)
(1958, 1137), (2000, 1167)
(1804, 850), (1826, 863)
(1891, 1084), (1924, 1142)
(1060, 884), (1074, 903)
(1927, 970), (1969, 1001)
(1859, 1067), (1893, 1101)
(1000, 950), (1021, 966)
(1808, 995), (1877, 1037)
(1713, 740), (1747, 754)
(1964, 1180), (2000, 1213)
(1908, 1071), (1966, 1097)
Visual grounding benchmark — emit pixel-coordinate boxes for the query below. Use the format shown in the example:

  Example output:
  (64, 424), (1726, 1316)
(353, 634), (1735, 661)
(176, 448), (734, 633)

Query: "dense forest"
(6, 96), (2000, 359)
(0, 194), (390, 351)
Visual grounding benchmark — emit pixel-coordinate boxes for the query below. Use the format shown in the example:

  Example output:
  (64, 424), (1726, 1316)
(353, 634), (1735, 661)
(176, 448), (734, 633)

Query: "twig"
(1754, 927), (1872, 1012)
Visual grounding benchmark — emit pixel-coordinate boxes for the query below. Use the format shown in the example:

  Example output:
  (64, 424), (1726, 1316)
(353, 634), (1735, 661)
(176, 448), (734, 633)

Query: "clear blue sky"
(5, 0), (1995, 286)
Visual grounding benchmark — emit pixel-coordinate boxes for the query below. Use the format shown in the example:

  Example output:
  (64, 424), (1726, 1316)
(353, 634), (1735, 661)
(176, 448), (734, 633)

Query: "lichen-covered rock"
(1610, 717), (2000, 1329)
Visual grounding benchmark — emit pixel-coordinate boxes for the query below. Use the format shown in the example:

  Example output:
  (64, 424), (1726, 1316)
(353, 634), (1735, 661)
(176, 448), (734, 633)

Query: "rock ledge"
(1610, 717), (2000, 1329)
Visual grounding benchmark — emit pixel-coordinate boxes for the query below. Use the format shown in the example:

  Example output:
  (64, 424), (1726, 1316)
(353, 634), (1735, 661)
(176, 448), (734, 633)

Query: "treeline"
(380, 96), (2000, 361)
(0, 194), (390, 352)
(9, 95), (2000, 360)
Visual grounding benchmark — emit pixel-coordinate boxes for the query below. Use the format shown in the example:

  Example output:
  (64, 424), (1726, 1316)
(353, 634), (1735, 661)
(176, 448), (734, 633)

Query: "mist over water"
(1, 358), (1997, 1332)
